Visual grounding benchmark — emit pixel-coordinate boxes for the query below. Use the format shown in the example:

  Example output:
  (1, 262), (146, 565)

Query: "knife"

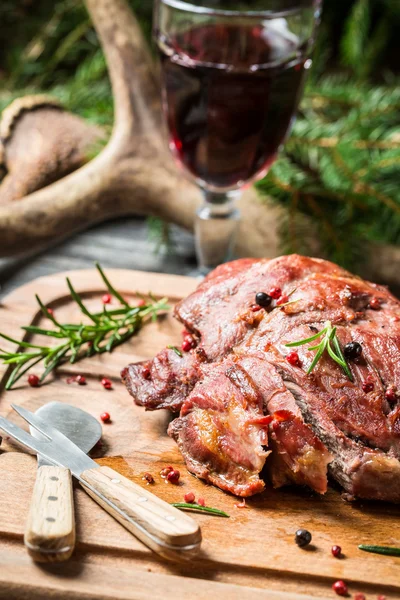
(0, 405), (201, 560)
(25, 402), (102, 562)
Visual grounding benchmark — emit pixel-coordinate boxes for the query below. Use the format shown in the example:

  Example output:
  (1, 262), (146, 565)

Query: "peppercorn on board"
(0, 268), (399, 600)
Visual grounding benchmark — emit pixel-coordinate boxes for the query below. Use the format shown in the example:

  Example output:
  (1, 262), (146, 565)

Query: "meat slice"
(236, 354), (332, 493)
(121, 348), (205, 412)
(170, 355), (332, 496)
(168, 360), (269, 496)
(123, 254), (400, 502)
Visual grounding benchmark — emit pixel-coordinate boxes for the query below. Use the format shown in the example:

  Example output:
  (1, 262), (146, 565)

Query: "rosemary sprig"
(359, 544), (400, 557)
(167, 345), (183, 357)
(285, 320), (353, 381)
(0, 264), (169, 390)
(172, 503), (230, 518)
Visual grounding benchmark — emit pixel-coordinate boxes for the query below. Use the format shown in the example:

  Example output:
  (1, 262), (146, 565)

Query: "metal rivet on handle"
(46, 517), (56, 523)
(165, 516), (176, 522)
(138, 497), (148, 503)
(48, 496), (58, 501)
(111, 478), (121, 484)
(50, 476), (59, 481)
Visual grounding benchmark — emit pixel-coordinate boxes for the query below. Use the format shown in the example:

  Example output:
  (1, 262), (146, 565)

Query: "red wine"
(159, 24), (308, 190)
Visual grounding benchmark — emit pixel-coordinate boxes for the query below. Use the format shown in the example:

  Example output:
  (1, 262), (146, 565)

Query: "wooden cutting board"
(0, 268), (399, 600)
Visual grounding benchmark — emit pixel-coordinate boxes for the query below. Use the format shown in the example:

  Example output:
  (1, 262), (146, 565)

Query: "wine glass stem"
(194, 190), (240, 274)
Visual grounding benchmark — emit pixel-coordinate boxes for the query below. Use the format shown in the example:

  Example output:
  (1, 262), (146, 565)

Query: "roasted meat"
(122, 255), (400, 501)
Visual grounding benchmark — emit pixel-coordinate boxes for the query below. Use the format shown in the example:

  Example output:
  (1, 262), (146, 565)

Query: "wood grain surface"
(0, 268), (399, 599)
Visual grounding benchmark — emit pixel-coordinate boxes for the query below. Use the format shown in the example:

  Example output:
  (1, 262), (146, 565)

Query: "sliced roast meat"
(168, 360), (269, 496)
(235, 354), (332, 493)
(121, 347), (205, 412)
(124, 254), (400, 502)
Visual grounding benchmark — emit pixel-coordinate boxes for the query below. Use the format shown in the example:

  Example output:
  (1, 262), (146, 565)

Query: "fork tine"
(11, 404), (53, 440)
(0, 415), (51, 456)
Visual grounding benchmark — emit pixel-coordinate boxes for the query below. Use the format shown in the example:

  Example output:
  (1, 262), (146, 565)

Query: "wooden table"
(0, 217), (196, 300)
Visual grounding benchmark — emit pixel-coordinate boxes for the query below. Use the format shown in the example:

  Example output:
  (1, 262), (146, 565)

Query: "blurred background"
(0, 0), (398, 282)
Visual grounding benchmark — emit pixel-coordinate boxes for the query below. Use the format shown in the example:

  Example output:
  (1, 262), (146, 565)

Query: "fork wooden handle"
(24, 466), (75, 562)
(79, 465), (201, 560)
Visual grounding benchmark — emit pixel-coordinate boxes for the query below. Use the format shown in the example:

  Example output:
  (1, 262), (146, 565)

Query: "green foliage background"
(0, 0), (399, 269)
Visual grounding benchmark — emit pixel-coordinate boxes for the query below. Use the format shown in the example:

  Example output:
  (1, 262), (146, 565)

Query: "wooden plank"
(0, 548), (316, 600)
(0, 268), (399, 599)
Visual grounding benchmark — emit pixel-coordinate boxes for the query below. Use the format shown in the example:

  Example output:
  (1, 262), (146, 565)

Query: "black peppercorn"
(255, 292), (272, 308)
(344, 341), (362, 360)
(295, 529), (312, 547)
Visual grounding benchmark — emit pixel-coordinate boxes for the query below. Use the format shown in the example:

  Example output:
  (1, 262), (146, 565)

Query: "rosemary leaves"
(0, 263), (169, 390)
(172, 503), (230, 518)
(286, 321), (353, 381)
(358, 544), (400, 557)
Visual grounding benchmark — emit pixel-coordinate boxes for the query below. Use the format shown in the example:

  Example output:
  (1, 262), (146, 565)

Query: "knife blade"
(2, 405), (201, 560)
(33, 402), (102, 468)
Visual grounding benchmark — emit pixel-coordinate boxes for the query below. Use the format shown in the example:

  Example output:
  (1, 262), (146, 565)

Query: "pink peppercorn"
(182, 339), (193, 352)
(385, 388), (397, 404)
(102, 293), (112, 304)
(286, 351), (301, 367)
(197, 497), (206, 507)
(100, 412), (111, 423)
(269, 287), (282, 299)
(76, 375), (86, 385)
(369, 297), (381, 310)
(331, 545), (342, 558)
(101, 377), (112, 390)
(332, 580), (348, 596)
(166, 469), (180, 484)
(28, 374), (40, 387)
(184, 492), (195, 503)
(353, 594), (366, 600)
(377, 596), (386, 600)
(362, 381), (374, 393)
(251, 304), (262, 312)
(160, 466), (173, 479)
(137, 299), (146, 307)
(276, 295), (289, 306)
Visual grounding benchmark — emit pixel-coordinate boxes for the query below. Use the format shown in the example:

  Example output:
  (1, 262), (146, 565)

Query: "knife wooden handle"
(24, 466), (75, 562)
(79, 465), (201, 560)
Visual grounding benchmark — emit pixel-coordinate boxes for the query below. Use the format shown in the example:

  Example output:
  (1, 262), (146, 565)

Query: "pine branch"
(340, 0), (371, 78)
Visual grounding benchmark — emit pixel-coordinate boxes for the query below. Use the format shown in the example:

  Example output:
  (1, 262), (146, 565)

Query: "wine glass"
(154, 0), (321, 273)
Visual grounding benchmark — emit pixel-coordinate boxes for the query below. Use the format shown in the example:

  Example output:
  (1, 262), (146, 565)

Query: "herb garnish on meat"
(286, 321), (353, 381)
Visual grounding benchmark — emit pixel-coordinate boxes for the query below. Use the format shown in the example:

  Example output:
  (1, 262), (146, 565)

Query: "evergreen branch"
(340, 0), (370, 77)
